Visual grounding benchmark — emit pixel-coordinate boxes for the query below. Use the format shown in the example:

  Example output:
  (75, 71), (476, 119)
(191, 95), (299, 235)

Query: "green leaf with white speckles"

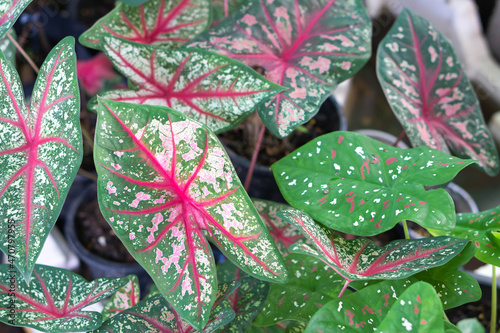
(91, 37), (284, 134)
(280, 209), (468, 282)
(254, 253), (344, 326)
(377, 9), (499, 176)
(430, 204), (500, 267)
(0, 264), (127, 332)
(102, 275), (140, 320)
(79, 0), (210, 51)
(253, 199), (307, 257)
(0, 37), (82, 282)
(272, 131), (474, 236)
(216, 261), (269, 332)
(304, 281), (445, 333)
(0, 0), (32, 38)
(211, 0), (244, 27)
(95, 98), (287, 329)
(187, 0), (371, 138)
(0, 29), (16, 67)
(95, 282), (238, 333)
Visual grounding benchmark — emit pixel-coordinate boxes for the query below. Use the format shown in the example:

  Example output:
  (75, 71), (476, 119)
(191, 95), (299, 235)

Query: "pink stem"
(393, 129), (407, 147)
(6, 32), (39, 74)
(244, 123), (266, 191)
(338, 279), (350, 298)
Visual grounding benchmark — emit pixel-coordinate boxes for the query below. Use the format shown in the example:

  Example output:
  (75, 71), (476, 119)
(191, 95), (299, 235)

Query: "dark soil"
(446, 292), (499, 331)
(75, 197), (136, 263)
(219, 97), (342, 166)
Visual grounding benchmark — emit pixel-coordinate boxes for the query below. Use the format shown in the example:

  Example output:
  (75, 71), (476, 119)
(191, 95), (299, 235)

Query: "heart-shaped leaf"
(79, 0), (210, 50)
(254, 253), (344, 326)
(102, 275), (140, 320)
(0, 37), (82, 281)
(217, 260), (269, 332)
(272, 131), (473, 235)
(430, 204), (500, 267)
(0, 264), (127, 332)
(91, 37), (284, 134)
(94, 98), (287, 329)
(187, 0), (371, 138)
(253, 199), (307, 257)
(304, 281), (445, 333)
(280, 209), (468, 282)
(0, 0), (32, 38)
(95, 282), (239, 333)
(377, 8), (499, 176)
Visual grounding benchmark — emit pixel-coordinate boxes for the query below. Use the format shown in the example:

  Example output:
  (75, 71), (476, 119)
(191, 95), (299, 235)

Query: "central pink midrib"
(0, 0), (19, 26)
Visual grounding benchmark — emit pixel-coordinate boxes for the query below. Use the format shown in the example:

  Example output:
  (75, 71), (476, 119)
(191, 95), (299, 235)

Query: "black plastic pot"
(224, 95), (347, 202)
(64, 184), (152, 293)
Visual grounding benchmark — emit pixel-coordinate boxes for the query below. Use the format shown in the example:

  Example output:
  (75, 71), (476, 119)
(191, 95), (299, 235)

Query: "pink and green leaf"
(94, 98), (287, 329)
(0, 0), (32, 38)
(253, 199), (307, 257)
(254, 253), (344, 326)
(95, 282), (238, 333)
(280, 209), (468, 282)
(377, 8), (499, 176)
(0, 264), (127, 332)
(216, 260), (269, 332)
(187, 0), (371, 138)
(91, 37), (284, 134)
(272, 131), (474, 236)
(430, 204), (500, 267)
(304, 281), (446, 333)
(211, 0), (244, 27)
(102, 275), (140, 320)
(0, 37), (82, 281)
(79, 0), (210, 50)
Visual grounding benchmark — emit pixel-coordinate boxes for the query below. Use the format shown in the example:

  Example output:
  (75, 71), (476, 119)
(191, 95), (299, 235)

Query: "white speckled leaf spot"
(0, 0), (32, 38)
(102, 275), (141, 321)
(377, 8), (499, 176)
(79, 0), (210, 50)
(272, 131), (473, 236)
(0, 37), (82, 282)
(187, 0), (371, 138)
(431, 204), (500, 267)
(92, 37), (284, 134)
(94, 99), (287, 329)
(279, 209), (468, 282)
(94, 282), (238, 333)
(0, 265), (127, 332)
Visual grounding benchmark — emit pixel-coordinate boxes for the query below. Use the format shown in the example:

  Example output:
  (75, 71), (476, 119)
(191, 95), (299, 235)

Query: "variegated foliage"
(280, 209), (468, 282)
(0, 265), (127, 332)
(188, 0), (371, 138)
(272, 131), (473, 236)
(430, 204), (500, 267)
(80, 0), (210, 50)
(90, 37), (283, 134)
(211, 0), (243, 27)
(95, 282), (239, 333)
(0, 0), (32, 38)
(253, 199), (306, 256)
(377, 8), (499, 176)
(102, 275), (141, 320)
(94, 99), (287, 329)
(0, 37), (82, 281)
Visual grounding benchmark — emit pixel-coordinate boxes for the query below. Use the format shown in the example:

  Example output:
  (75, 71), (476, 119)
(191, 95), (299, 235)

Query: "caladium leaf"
(0, 37), (82, 281)
(95, 98), (287, 329)
(216, 260), (269, 332)
(0, 29), (16, 66)
(377, 8), (499, 176)
(102, 275), (140, 320)
(187, 0), (371, 138)
(430, 204), (500, 267)
(246, 324), (285, 333)
(272, 131), (474, 235)
(456, 318), (484, 333)
(119, 0), (149, 6)
(253, 199), (307, 257)
(254, 253), (344, 326)
(0, 0), (32, 38)
(91, 37), (284, 134)
(211, 0), (243, 26)
(280, 209), (468, 282)
(0, 264), (127, 332)
(304, 281), (445, 333)
(79, 0), (210, 50)
(95, 282), (238, 333)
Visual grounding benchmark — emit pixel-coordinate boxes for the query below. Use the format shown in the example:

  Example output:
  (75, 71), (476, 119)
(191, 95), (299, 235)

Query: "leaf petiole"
(338, 280), (350, 298)
(492, 265), (498, 333)
(402, 220), (410, 239)
(6, 32), (39, 73)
